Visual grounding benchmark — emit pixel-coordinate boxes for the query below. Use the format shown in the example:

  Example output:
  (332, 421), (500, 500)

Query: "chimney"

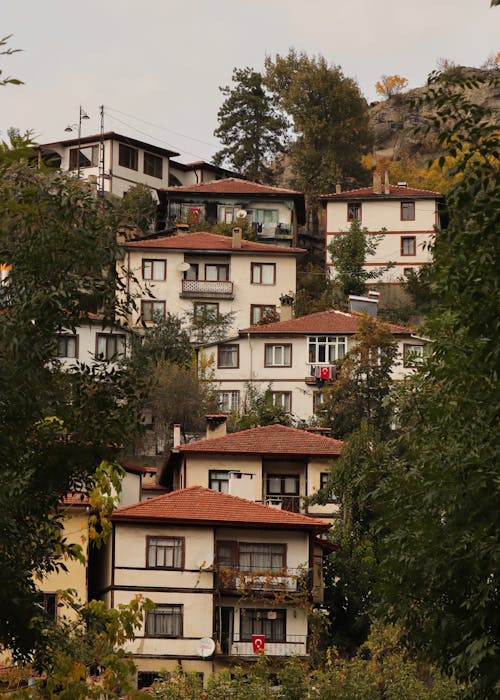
(348, 293), (379, 317)
(279, 292), (294, 322)
(232, 227), (242, 249)
(372, 170), (382, 195)
(384, 170), (390, 195)
(173, 424), (181, 449)
(205, 414), (227, 440)
(335, 182), (342, 194)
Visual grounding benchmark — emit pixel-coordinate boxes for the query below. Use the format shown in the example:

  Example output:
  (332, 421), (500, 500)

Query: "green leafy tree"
(0, 34), (23, 87)
(184, 303), (236, 344)
(119, 183), (157, 236)
(294, 262), (343, 318)
(128, 312), (192, 373)
(213, 67), (289, 182)
(229, 384), (293, 431)
(375, 69), (500, 698)
(328, 219), (390, 300)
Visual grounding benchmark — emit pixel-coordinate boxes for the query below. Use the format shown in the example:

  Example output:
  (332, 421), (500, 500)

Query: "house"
(98, 485), (330, 686)
(200, 306), (426, 422)
(55, 314), (131, 370)
(119, 230), (305, 336)
(321, 172), (444, 283)
(161, 420), (343, 523)
(157, 178), (306, 246)
(169, 160), (242, 187)
(37, 131), (178, 199)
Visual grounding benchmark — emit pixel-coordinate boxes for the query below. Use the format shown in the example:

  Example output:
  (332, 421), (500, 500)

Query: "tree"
(184, 303), (236, 344)
(375, 69), (500, 698)
(228, 384), (293, 431)
(294, 262), (343, 318)
(328, 219), (390, 301)
(0, 163), (142, 658)
(119, 183), (157, 236)
(213, 67), (289, 182)
(375, 74), (409, 98)
(0, 34), (23, 87)
(128, 312), (192, 373)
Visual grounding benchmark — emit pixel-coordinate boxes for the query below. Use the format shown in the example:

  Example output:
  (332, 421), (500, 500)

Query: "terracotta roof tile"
(161, 177), (303, 196)
(319, 184), (443, 200)
(112, 485), (329, 531)
(240, 308), (411, 335)
(179, 424), (343, 457)
(124, 231), (305, 255)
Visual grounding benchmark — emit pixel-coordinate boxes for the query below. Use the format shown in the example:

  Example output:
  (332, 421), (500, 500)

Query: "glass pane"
(205, 265), (217, 281)
(268, 477), (281, 494)
(153, 261), (164, 280)
(261, 265), (274, 284)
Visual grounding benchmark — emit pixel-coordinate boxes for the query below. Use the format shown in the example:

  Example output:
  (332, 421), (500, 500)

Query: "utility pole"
(98, 105), (105, 195)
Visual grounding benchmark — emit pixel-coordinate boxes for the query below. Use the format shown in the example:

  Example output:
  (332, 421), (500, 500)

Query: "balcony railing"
(220, 634), (307, 657)
(217, 566), (302, 594)
(264, 495), (301, 513)
(305, 363), (337, 385)
(180, 279), (234, 299)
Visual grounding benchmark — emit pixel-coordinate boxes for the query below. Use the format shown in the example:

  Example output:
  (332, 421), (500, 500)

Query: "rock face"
(369, 67), (500, 160)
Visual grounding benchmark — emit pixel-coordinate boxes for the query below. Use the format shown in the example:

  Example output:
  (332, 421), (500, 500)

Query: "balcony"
(219, 634), (307, 657)
(304, 363), (337, 385)
(217, 566), (302, 595)
(180, 279), (234, 300)
(264, 495), (301, 513)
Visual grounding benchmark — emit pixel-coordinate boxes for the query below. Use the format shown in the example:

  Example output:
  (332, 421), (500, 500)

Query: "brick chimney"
(373, 170), (382, 195)
(232, 227), (242, 249)
(205, 414), (227, 439)
(384, 170), (390, 195)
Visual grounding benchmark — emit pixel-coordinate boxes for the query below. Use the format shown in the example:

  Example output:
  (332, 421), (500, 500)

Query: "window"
(240, 609), (286, 642)
(57, 335), (77, 358)
(401, 236), (416, 256)
(194, 302), (219, 322)
(205, 264), (229, 281)
(36, 592), (57, 620)
(308, 336), (347, 364)
(96, 333), (126, 360)
(251, 208), (279, 224)
(209, 470), (231, 492)
(403, 267), (414, 276)
(250, 304), (277, 325)
(184, 263), (199, 281)
(239, 543), (286, 572)
(146, 605), (183, 637)
(271, 391), (292, 413)
(69, 145), (98, 170)
(142, 259), (166, 281)
(347, 202), (361, 221)
(118, 143), (138, 171)
(313, 391), (325, 414)
(320, 472), (335, 503)
(141, 300), (166, 322)
(218, 344), (239, 368)
(266, 475), (299, 498)
(137, 672), (161, 690)
(143, 151), (163, 179)
(221, 206), (236, 223)
(403, 343), (424, 367)
(251, 263), (276, 285)
(147, 536), (184, 569)
(401, 201), (415, 221)
(265, 344), (291, 367)
(219, 390), (240, 413)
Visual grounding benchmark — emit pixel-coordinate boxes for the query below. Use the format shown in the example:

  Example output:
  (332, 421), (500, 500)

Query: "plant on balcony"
(218, 564), (310, 608)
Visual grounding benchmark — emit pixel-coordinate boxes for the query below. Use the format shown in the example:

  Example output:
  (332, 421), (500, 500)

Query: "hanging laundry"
(314, 365), (322, 379)
(320, 366), (331, 380)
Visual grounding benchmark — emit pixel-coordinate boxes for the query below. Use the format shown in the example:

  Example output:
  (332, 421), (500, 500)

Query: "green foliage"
(0, 128), (34, 166)
(119, 183), (157, 236)
(328, 219), (390, 299)
(294, 262), (343, 317)
(128, 312), (192, 372)
(401, 263), (436, 316)
(184, 303), (236, 345)
(375, 69), (500, 698)
(214, 66), (289, 182)
(228, 384), (294, 431)
(0, 34), (23, 87)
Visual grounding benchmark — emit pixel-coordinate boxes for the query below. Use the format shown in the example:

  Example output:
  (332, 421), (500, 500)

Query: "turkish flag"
(252, 635), (265, 654)
(320, 366), (331, 380)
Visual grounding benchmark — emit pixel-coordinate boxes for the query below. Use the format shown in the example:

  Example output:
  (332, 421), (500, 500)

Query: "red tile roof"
(124, 231), (306, 255)
(179, 424), (343, 457)
(319, 184), (443, 200)
(239, 308), (411, 335)
(112, 485), (329, 531)
(161, 177), (303, 196)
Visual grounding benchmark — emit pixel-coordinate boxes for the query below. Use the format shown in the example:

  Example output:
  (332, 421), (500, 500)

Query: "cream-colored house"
(161, 420), (343, 523)
(37, 131), (178, 199)
(99, 485), (329, 687)
(201, 307), (425, 422)
(169, 160), (241, 187)
(321, 173), (444, 283)
(120, 230), (305, 337)
(55, 314), (131, 371)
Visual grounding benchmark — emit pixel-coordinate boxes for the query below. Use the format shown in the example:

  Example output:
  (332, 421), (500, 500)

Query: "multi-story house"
(157, 178), (306, 246)
(200, 305), (425, 422)
(169, 160), (241, 187)
(321, 171), (444, 283)
(161, 419), (343, 523)
(55, 313), (131, 371)
(37, 131), (178, 199)
(120, 230), (305, 336)
(98, 485), (330, 686)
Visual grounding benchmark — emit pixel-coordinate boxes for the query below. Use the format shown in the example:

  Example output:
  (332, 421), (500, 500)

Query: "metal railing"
(217, 566), (301, 593)
(220, 634), (308, 657)
(181, 279), (233, 296)
(264, 494), (301, 513)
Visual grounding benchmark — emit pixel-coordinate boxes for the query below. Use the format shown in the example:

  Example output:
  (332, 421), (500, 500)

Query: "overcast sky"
(2, 0), (498, 163)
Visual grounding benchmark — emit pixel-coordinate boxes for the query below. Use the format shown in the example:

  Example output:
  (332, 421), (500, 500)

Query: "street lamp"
(65, 105), (90, 178)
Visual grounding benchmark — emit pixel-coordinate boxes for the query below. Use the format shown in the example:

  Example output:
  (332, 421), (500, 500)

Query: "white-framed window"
(251, 263), (276, 285)
(308, 336), (347, 364)
(403, 343), (424, 367)
(209, 470), (231, 492)
(142, 259), (166, 281)
(147, 536), (184, 569)
(96, 333), (126, 360)
(141, 300), (166, 322)
(271, 391), (292, 413)
(146, 605), (183, 637)
(219, 390), (240, 413)
(250, 208), (279, 224)
(265, 344), (291, 367)
(57, 335), (78, 358)
(218, 345), (239, 368)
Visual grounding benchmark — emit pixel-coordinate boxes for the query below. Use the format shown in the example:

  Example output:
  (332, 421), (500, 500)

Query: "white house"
(169, 160), (241, 187)
(119, 230), (305, 336)
(321, 172), (444, 283)
(99, 485), (330, 687)
(200, 307), (425, 422)
(55, 314), (131, 371)
(37, 131), (178, 199)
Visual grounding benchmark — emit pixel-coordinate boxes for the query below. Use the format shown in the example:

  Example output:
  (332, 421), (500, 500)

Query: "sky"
(2, 0), (499, 164)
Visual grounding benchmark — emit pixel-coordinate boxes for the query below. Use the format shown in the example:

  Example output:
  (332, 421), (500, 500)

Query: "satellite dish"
(236, 209), (247, 219)
(196, 637), (215, 658)
(177, 261), (191, 272)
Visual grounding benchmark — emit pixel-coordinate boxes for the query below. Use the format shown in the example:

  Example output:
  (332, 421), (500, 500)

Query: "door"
(219, 606), (234, 654)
